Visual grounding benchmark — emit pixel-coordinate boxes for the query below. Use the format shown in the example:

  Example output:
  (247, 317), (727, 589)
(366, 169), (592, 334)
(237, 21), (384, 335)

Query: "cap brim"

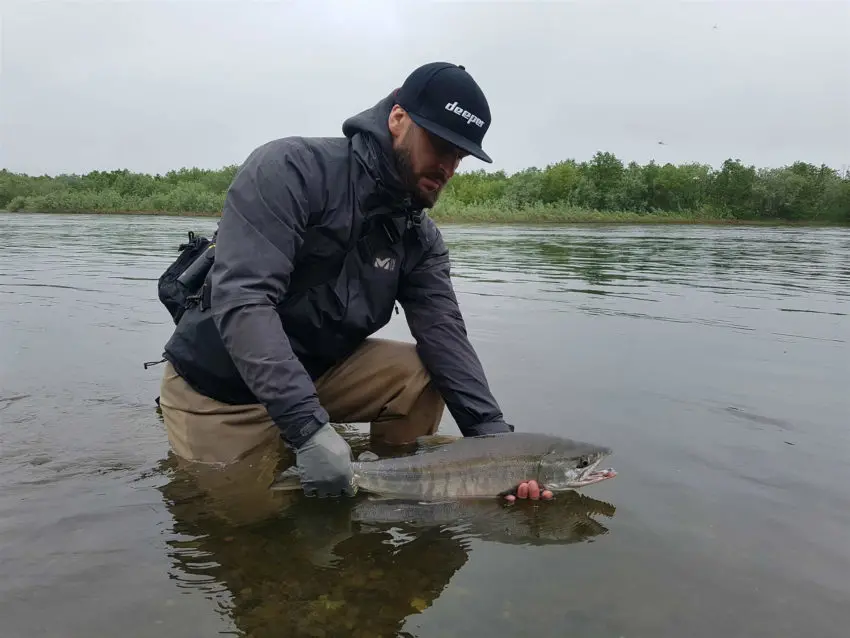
(408, 112), (493, 163)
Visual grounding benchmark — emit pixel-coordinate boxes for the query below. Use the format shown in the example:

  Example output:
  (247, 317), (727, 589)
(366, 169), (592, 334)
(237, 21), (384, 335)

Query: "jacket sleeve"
(207, 138), (329, 448)
(397, 222), (514, 437)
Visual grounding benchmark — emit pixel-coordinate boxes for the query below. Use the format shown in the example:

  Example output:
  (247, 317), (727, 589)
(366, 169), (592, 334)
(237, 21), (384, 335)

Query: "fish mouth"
(541, 459), (617, 490)
(572, 467), (617, 487)
(558, 456), (617, 488)
(574, 456), (617, 487)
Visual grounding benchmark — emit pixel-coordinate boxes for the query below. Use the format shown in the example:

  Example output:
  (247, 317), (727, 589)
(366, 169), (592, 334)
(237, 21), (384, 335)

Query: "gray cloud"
(2, 0), (849, 176)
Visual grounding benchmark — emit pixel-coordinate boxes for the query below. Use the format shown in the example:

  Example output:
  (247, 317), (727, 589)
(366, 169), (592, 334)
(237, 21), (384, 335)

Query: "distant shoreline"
(2, 208), (847, 227)
(3, 153), (848, 225)
(1, 208), (222, 218)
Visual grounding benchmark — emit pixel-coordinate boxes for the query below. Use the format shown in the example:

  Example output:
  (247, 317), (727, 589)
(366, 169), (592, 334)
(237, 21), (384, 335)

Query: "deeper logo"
(444, 101), (486, 127)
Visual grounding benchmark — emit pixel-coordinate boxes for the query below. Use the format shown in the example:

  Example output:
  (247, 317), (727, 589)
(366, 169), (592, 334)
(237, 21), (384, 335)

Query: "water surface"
(1, 212), (848, 637)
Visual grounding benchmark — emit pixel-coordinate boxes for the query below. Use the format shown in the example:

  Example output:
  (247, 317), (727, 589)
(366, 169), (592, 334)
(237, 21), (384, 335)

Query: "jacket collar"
(344, 93), (424, 219)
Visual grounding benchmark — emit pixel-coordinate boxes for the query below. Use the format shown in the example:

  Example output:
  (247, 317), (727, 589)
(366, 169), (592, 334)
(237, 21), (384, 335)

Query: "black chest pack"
(156, 211), (422, 325)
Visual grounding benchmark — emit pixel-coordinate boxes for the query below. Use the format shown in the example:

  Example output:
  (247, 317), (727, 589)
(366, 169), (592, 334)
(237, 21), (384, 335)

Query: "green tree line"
(0, 166), (239, 217)
(2, 152), (849, 222)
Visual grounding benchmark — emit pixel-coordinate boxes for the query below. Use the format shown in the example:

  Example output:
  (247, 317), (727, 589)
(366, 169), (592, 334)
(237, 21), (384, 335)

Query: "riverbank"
(3, 206), (847, 227)
(3, 153), (849, 225)
(428, 202), (850, 226)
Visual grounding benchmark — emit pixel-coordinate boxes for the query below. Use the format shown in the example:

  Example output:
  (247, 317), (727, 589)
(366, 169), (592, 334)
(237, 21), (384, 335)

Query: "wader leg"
(158, 361), (280, 465)
(314, 338), (446, 446)
(159, 336), (446, 462)
(158, 361), (294, 525)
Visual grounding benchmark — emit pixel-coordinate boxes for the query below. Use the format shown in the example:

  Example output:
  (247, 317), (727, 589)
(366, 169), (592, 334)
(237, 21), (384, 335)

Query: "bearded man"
(157, 61), (551, 502)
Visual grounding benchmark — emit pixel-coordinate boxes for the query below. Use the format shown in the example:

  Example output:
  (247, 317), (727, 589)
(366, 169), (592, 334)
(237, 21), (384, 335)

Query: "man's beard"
(392, 141), (442, 209)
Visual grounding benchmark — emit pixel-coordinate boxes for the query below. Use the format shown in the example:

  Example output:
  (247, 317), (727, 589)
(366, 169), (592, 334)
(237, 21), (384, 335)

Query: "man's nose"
(438, 154), (459, 178)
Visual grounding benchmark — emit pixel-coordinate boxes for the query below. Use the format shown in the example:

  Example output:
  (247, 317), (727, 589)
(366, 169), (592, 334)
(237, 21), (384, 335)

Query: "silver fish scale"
(353, 457), (541, 499)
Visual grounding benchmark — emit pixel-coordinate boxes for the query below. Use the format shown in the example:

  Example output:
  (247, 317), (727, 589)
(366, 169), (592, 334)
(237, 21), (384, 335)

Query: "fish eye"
(577, 456), (589, 468)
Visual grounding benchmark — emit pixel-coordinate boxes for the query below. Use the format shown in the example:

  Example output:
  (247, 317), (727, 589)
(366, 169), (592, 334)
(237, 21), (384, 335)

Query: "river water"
(1, 211), (848, 638)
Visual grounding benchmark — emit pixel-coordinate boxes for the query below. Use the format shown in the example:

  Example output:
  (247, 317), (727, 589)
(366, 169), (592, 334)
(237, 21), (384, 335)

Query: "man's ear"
(387, 104), (408, 141)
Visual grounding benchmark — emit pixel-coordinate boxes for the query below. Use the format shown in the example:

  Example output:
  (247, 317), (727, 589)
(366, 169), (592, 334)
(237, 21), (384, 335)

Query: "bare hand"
(503, 480), (553, 503)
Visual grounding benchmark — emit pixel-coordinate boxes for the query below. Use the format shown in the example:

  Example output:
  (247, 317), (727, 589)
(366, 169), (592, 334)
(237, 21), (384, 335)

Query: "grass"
(7, 201), (845, 227)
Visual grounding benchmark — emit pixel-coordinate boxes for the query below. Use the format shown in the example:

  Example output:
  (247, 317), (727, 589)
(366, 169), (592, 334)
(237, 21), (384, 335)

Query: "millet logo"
(373, 254), (397, 271)
(445, 101), (486, 127)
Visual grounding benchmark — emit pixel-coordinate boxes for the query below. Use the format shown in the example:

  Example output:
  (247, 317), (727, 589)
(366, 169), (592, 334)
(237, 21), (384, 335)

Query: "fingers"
(518, 480), (540, 499)
(504, 480), (554, 502)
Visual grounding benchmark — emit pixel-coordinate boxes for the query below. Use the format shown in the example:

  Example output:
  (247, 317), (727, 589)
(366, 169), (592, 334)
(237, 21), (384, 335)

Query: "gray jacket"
(162, 92), (512, 447)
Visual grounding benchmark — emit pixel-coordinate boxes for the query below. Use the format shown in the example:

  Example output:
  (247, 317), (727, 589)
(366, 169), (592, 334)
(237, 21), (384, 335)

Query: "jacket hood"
(342, 92), (419, 214)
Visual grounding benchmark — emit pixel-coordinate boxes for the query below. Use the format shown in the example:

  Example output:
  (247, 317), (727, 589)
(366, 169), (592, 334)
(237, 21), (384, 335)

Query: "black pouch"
(157, 230), (214, 324)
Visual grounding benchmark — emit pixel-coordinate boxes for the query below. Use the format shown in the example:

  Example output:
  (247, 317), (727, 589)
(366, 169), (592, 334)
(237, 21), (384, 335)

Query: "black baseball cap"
(395, 61), (493, 163)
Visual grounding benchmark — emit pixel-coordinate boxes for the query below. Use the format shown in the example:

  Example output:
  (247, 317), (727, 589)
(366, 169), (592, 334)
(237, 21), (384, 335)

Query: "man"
(157, 61), (551, 502)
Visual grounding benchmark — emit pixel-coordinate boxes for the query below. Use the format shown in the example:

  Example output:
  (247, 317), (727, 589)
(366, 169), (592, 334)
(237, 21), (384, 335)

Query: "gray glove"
(295, 422), (357, 498)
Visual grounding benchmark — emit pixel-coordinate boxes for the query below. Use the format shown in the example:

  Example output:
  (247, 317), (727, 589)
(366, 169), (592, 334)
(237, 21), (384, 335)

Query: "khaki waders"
(158, 337), (446, 466)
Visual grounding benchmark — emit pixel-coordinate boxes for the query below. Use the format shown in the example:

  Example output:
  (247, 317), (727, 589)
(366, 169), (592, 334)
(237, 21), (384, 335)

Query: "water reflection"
(153, 434), (615, 638)
(438, 226), (848, 346)
(445, 226), (849, 298)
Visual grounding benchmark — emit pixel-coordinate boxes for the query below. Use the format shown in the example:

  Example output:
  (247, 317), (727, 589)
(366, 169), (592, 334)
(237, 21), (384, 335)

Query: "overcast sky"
(2, 0), (849, 177)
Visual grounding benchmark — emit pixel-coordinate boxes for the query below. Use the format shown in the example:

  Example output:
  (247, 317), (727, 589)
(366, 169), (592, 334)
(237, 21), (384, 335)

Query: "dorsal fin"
(414, 433), (461, 453)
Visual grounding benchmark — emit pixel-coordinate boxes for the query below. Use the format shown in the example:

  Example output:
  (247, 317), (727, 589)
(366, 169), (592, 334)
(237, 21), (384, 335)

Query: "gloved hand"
(295, 422), (357, 498)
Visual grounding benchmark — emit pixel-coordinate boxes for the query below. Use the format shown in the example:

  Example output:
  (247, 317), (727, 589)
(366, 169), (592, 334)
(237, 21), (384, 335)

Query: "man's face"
(389, 106), (468, 208)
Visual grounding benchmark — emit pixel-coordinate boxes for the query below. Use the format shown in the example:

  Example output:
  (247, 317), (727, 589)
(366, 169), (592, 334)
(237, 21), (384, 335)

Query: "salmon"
(271, 432), (616, 500)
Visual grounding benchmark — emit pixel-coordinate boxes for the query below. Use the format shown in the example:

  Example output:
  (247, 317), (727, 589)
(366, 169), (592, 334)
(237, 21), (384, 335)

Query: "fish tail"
(270, 465), (365, 493)
(269, 465), (303, 491)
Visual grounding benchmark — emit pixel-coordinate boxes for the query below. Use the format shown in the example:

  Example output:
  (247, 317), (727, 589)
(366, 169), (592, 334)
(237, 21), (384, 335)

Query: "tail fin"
(269, 465), (303, 491)
(272, 450), (379, 491)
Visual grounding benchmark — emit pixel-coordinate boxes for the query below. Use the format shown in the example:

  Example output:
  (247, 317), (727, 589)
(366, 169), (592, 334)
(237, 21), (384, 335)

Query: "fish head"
(537, 439), (616, 490)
